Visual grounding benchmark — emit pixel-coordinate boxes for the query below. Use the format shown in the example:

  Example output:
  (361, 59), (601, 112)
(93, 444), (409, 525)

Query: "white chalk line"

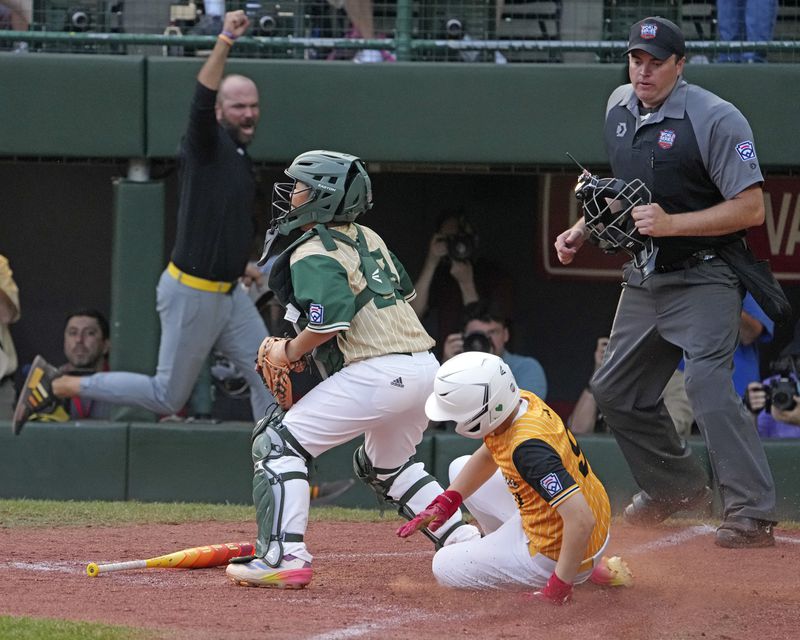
(627, 524), (716, 553)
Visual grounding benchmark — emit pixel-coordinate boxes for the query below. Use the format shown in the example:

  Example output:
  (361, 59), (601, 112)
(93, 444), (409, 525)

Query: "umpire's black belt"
(655, 249), (717, 274)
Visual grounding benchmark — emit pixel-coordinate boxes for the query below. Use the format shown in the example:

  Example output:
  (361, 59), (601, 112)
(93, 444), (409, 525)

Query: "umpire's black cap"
(626, 16), (685, 60)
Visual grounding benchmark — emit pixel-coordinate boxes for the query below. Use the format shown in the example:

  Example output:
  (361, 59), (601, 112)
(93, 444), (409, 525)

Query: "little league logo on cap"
(626, 16), (685, 60)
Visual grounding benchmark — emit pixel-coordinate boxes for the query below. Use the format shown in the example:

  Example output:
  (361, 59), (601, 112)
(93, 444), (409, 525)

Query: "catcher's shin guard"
(353, 445), (473, 549)
(252, 410), (313, 567)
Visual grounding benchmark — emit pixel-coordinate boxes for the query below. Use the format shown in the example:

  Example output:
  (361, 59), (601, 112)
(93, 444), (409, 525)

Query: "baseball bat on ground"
(86, 541), (254, 577)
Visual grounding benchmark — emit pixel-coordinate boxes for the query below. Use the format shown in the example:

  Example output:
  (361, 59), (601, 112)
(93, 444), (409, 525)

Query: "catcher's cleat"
(623, 485), (712, 526)
(589, 556), (634, 587)
(715, 516), (775, 548)
(309, 478), (356, 506)
(12, 355), (61, 435)
(226, 554), (312, 589)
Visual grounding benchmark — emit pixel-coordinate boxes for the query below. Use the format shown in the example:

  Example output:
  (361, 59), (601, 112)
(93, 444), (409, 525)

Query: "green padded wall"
(0, 53), (145, 157)
(764, 439), (800, 522)
(127, 422), (254, 503)
(1, 421), (798, 521)
(1, 55), (797, 166)
(0, 422), (128, 501)
(145, 60), (800, 167)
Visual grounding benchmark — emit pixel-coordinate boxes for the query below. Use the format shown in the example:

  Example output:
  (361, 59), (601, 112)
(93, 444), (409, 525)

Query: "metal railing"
(1, 1), (798, 63)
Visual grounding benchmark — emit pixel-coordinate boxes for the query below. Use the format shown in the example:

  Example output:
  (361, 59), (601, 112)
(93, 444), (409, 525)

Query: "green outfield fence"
(1, 421), (799, 521)
(2, 1), (800, 63)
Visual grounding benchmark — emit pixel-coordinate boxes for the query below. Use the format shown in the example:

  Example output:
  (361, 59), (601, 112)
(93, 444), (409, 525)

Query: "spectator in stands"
(744, 318), (800, 438)
(27, 309), (115, 422)
(0, 1), (29, 31)
(326, 0), (395, 63)
(717, 0), (778, 63)
(442, 300), (547, 399)
(13, 10), (274, 434)
(0, 254), (20, 420)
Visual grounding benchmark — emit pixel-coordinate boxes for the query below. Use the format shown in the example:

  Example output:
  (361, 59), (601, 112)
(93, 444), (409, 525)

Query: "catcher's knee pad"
(353, 445), (471, 549)
(252, 407), (313, 567)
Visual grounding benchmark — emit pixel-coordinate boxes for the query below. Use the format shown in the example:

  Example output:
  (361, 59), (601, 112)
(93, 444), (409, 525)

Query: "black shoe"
(310, 479), (355, 505)
(12, 355), (60, 435)
(715, 516), (776, 548)
(623, 486), (712, 526)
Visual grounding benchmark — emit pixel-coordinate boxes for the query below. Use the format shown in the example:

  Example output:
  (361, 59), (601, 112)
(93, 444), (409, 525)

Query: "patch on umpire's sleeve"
(735, 140), (756, 161)
(540, 472), (563, 497)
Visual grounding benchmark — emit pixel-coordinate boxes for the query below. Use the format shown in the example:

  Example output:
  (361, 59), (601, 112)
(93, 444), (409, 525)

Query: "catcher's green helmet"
(271, 150), (373, 236)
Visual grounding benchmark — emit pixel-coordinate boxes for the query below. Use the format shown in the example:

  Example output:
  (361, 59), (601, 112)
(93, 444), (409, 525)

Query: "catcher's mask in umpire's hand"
(574, 174), (655, 276)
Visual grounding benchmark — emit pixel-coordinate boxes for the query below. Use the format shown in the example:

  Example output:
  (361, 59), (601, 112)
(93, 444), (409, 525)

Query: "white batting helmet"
(426, 352), (521, 439)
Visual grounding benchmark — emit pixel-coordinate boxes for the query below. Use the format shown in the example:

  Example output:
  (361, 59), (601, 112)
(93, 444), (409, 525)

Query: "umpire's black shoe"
(623, 486), (712, 526)
(11, 355), (60, 436)
(715, 516), (776, 548)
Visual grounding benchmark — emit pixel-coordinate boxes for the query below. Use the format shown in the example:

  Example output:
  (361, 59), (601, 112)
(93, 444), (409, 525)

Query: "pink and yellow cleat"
(226, 554), (312, 589)
(589, 555), (634, 587)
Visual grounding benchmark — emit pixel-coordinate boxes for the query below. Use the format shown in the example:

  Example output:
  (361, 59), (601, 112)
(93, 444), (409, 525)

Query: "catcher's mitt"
(255, 337), (307, 410)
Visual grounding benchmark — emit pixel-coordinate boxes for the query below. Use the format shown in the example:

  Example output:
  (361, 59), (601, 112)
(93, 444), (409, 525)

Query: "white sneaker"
(226, 555), (312, 589)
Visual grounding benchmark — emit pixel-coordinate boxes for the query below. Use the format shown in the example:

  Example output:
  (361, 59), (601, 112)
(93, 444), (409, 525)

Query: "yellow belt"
(167, 262), (235, 293)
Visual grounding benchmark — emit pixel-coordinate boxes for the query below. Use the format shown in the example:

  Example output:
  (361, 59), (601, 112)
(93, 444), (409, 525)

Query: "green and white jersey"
(290, 224), (435, 364)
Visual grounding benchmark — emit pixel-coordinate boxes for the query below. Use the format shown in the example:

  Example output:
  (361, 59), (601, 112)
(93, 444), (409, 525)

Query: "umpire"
(555, 16), (777, 547)
(14, 10), (273, 431)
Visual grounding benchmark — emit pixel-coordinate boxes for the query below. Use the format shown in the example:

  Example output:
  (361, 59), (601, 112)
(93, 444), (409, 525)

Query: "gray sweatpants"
(80, 269), (273, 421)
(591, 258), (776, 522)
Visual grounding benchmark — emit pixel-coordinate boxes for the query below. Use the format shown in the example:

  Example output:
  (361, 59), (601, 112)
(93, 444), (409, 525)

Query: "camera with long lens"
(462, 331), (492, 354)
(446, 232), (476, 262)
(765, 355), (800, 411)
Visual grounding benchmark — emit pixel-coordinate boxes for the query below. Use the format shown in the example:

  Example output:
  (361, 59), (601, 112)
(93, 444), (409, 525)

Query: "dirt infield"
(1, 518), (798, 640)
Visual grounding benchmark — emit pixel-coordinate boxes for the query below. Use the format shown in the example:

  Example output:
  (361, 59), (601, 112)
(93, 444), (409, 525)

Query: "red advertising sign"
(538, 173), (800, 282)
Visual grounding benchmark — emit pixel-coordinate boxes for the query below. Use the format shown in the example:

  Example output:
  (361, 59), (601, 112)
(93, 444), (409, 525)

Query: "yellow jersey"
(484, 391), (611, 567)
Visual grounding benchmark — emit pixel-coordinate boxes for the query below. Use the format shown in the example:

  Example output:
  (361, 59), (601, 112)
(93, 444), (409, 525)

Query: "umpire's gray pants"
(80, 270), (273, 421)
(591, 258), (776, 522)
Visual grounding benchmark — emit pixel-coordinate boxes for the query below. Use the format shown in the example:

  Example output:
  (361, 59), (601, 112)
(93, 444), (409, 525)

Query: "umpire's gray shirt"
(603, 77), (763, 267)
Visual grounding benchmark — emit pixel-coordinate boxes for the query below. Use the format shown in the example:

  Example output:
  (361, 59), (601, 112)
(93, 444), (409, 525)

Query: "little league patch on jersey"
(735, 140), (756, 161)
(539, 472), (564, 498)
(658, 129), (676, 149)
(309, 303), (324, 324)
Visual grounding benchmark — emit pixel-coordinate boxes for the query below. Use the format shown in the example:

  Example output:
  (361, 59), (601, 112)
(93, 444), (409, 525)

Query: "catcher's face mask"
(574, 174), (655, 275)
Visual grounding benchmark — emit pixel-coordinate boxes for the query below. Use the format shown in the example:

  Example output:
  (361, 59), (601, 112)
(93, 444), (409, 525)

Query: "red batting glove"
(531, 573), (573, 605)
(396, 490), (463, 538)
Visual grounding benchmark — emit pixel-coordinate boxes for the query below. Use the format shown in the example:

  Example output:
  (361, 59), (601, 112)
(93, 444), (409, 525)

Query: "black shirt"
(170, 82), (257, 282)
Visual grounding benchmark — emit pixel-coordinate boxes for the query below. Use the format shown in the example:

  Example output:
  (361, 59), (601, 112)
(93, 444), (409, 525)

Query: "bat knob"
(86, 563), (100, 577)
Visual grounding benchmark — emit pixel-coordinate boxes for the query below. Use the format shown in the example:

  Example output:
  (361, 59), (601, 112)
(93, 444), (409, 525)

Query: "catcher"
(226, 150), (480, 589)
(398, 352), (632, 603)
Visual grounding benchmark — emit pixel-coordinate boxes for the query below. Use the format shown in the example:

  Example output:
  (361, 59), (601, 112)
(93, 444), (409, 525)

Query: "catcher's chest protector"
(266, 223), (401, 317)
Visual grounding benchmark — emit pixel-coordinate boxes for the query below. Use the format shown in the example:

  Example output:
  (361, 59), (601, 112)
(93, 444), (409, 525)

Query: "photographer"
(411, 212), (513, 360)
(442, 300), (547, 399)
(744, 320), (800, 438)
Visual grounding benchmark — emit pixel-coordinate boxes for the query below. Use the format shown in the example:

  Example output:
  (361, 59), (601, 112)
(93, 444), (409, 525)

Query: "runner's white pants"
(431, 455), (607, 589)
